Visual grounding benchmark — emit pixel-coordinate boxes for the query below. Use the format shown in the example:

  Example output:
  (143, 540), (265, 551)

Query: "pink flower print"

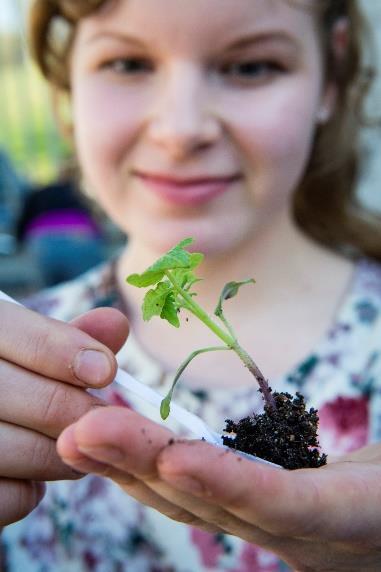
(83, 550), (101, 570)
(190, 529), (224, 568)
(318, 396), (369, 456)
(232, 543), (280, 572)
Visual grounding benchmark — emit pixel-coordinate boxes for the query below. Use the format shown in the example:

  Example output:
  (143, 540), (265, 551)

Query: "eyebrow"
(84, 30), (147, 48)
(224, 31), (300, 53)
(84, 29), (300, 57)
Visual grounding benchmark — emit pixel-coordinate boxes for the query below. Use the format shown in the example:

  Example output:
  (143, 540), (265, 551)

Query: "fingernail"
(78, 445), (125, 464)
(73, 349), (112, 386)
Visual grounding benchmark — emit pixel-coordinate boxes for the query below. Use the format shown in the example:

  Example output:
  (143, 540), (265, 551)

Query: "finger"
(57, 408), (276, 543)
(160, 442), (381, 541)
(0, 479), (46, 527)
(143, 475), (277, 547)
(58, 406), (173, 479)
(0, 301), (117, 388)
(156, 439), (323, 538)
(70, 307), (129, 354)
(338, 443), (381, 464)
(117, 478), (223, 534)
(58, 423), (122, 475)
(57, 406), (320, 538)
(59, 424), (154, 487)
(58, 423), (220, 533)
(0, 359), (106, 438)
(0, 421), (82, 480)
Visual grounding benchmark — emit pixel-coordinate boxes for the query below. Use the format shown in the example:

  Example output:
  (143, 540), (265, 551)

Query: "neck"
(115, 209), (354, 387)
(117, 209), (346, 313)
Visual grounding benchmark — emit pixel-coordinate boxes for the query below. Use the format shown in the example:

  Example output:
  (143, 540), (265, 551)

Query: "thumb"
(70, 307), (129, 354)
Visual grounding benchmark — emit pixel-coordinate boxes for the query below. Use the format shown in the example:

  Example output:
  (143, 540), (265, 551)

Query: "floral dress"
(2, 258), (381, 572)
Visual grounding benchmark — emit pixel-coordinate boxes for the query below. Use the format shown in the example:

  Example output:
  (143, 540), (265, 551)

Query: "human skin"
(54, 2), (381, 568)
(0, 302), (129, 526)
(69, 0), (353, 391)
(70, 0), (334, 260)
(0, 0), (346, 532)
(58, 406), (381, 571)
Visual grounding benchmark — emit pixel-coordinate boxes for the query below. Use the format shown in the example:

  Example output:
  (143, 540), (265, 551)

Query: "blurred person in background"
(0, 149), (28, 255)
(16, 160), (106, 286)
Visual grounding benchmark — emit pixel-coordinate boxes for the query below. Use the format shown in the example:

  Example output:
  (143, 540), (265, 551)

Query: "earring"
(316, 107), (331, 124)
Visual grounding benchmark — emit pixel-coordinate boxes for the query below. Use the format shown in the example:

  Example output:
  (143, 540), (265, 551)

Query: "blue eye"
(102, 58), (153, 74)
(219, 60), (283, 80)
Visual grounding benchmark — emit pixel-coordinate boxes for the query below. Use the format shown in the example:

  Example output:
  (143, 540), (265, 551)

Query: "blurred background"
(0, 0), (380, 297)
(0, 0), (125, 297)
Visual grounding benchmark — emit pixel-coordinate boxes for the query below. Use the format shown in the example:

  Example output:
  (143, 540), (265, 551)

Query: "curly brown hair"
(28, 0), (381, 261)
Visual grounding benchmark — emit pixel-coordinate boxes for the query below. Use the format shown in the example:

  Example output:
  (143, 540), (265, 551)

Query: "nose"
(147, 62), (221, 160)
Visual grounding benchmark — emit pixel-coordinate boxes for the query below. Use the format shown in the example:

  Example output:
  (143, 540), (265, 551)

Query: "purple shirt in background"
(24, 209), (101, 238)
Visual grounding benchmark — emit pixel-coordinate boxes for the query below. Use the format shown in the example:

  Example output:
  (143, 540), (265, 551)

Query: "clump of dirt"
(222, 391), (327, 470)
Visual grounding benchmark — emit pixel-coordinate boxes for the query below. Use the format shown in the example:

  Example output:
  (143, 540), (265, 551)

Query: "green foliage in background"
(0, 58), (70, 183)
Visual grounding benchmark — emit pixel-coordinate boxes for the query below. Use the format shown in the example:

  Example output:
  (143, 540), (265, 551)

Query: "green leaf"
(142, 282), (172, 321)
(176, 237), (194, 249)
(126, 239), (203, 290)
(126, 271), (165, 288)
(160, 395), (171, 420)
(160, 293), (180, 327)
(148, 239), (194, 273)
(214, 279), (255, 316)
(189, 252), (204, 269)
(170, 268), (191, 287)
(171, 268), (201, 290)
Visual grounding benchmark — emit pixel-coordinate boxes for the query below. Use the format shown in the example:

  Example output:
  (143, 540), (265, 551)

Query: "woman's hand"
(0, 301), (128, 526)
(58, 406), (381, 571)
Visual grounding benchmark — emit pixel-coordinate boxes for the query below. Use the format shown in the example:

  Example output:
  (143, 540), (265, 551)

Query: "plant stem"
(161, 345), (230, 419)
(165, 270), (275, 409)
(216, 311), (238, 341)
(165, 271), (234, 347)
(231, 344), (276, 409)
(172, 346), (230, 387)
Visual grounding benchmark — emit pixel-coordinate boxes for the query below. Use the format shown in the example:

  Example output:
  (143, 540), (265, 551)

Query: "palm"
(58, 408), (381, 572)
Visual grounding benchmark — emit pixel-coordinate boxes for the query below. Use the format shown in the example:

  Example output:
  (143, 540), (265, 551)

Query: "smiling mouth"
(132, 172), (242, 206)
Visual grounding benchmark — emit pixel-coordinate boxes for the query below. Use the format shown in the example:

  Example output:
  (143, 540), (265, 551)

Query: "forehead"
(78, 0), (319, 51)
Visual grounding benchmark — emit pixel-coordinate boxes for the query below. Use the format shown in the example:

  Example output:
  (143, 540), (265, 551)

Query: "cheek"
(226, 84), (320, 199)
(257, 111), (315, 178)
(72, 79), (145, 190)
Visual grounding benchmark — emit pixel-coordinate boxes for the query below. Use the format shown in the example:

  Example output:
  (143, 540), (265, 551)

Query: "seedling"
(126, 237), (275, 418)
(127, 238), (327, 469)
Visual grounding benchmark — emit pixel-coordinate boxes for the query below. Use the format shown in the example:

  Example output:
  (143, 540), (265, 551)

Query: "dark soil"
(222, 391), (327, 470)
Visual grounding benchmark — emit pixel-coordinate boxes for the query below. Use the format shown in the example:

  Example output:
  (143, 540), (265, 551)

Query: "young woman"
(1, 0), (381, 569)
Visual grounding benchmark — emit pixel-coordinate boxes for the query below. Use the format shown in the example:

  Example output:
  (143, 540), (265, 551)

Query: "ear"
(317, 17), (349, 125)
(331, 17), (350, 62)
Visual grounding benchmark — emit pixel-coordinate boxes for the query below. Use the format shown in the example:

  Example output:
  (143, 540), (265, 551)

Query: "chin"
(135, 219), (249, 260)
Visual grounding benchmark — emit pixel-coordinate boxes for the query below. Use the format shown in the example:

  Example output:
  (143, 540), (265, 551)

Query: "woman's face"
(71, 0), (332, 256)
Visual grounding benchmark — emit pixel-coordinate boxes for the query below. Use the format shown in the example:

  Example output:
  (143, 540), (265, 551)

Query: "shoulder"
(22, 261), (119, 321)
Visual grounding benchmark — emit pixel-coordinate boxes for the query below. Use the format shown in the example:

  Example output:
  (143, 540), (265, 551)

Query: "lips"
(133, 171), (242, 206)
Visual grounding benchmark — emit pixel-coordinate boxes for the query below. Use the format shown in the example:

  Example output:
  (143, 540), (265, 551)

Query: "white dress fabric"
(2, 258), (381, 571)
